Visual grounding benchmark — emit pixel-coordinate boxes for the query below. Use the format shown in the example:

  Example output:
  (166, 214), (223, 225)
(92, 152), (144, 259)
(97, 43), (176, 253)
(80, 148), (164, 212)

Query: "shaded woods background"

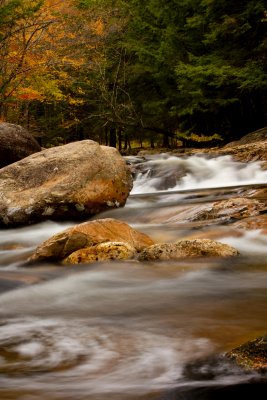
(0, 0), (266, 148)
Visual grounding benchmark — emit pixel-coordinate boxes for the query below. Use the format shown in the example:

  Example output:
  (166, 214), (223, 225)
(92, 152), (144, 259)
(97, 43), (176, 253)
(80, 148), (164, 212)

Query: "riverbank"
(136, 127), (267, 164)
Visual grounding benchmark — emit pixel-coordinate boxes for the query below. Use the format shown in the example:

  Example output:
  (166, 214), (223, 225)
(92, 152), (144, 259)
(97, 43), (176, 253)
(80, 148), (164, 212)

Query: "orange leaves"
(17, 87), (43, 101)
(0, 0), (127, 122)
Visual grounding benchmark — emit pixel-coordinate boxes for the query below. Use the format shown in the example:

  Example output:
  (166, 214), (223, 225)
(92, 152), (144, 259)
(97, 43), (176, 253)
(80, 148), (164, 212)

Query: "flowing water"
(0, 154), (267, 400)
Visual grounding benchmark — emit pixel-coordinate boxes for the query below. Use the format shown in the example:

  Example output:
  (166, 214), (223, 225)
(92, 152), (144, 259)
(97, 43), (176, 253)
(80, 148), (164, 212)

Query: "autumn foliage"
(0, 0), (266, 147)
(0, 0), (109, 124)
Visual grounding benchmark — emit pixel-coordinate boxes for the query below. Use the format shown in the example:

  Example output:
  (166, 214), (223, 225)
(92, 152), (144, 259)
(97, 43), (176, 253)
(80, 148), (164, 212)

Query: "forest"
(0, 0), (266, 149)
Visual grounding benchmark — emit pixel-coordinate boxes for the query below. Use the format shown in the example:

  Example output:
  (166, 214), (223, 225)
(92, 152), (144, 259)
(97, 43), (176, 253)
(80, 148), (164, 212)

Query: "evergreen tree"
(174, 0), (267, 139)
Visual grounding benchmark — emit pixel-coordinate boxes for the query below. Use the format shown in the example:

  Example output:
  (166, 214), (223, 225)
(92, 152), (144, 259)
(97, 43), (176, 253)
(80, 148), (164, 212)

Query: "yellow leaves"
(176, 132), (223, 143)
(8, 51), (18, 57)
(0, 0), (125, 111)
(76, 86), (86, 95)
(6, 50), (20, 64)
(62, 117), (80, 129)
(68, 97), (85, 106)
(91, 18), (105, 36)
(56, 70), (69, 80)
(60, 56), (85, 68)
(42, 49), (55, 60)
(32, 74), (66, 101)
(44, 0), (74, 13)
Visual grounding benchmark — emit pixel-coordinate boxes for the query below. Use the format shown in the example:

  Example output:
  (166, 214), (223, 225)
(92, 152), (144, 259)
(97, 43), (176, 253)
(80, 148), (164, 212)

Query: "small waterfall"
(131, 154), (267, 194)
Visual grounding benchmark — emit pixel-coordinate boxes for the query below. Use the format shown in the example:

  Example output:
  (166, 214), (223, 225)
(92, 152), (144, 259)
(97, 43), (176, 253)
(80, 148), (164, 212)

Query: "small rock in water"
(227, 334), (267, 372)
(63, 241), (136, 264)
(137, 239), (239, 261)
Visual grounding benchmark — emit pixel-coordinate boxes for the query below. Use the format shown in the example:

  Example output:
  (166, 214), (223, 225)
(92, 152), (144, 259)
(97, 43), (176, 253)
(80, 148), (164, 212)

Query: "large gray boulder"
(0, 140), (133, 227)
(0, 122), (41, 168)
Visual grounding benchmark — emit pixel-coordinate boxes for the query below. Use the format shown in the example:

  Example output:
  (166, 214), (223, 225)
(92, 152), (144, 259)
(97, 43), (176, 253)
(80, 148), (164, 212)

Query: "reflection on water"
(0, 154), (266, 399)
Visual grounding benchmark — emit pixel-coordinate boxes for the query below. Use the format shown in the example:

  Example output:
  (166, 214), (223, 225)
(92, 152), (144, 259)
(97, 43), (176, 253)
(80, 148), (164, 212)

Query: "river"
(0, 153), (266, 399)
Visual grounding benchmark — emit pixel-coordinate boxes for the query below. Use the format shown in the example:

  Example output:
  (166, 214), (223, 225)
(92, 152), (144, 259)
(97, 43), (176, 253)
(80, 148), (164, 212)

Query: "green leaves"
(1, 0), (266, 145)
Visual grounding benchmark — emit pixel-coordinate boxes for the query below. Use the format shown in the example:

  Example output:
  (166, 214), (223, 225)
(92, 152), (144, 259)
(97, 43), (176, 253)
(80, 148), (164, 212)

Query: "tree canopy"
(0, 0), (266, 147)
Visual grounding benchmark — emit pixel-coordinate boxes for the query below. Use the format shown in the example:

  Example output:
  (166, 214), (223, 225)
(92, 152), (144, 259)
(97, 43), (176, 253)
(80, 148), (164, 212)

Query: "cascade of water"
(131, 154), (267, 194)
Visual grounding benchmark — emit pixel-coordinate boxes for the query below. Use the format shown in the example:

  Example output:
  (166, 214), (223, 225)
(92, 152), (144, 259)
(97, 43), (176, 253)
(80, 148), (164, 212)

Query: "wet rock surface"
(63, 241), (136, 264)
(190, 197), (267, 222)
(227, 334), (267, 372)
(137, 239), (239, 261)
(0, 140), (133, 227)
(28, 218), (154, 264)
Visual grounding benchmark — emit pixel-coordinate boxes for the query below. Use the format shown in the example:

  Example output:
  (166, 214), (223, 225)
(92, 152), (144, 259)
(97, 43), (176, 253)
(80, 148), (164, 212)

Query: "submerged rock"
(125, 196), (266, 227)
(28, 218), (154, 264)
(0, 122), (41, 168)
(170, 352), (267, 400)
(227, 334), (267, 372)
(190, 198), (267, 223)
(0, 140), (133, 227)
(232, 214), (267, 233)
(137, 239), (239, 261)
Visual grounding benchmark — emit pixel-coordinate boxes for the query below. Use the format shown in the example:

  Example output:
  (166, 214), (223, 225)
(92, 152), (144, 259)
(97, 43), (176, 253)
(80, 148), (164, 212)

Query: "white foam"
(132, 155), (267, 194)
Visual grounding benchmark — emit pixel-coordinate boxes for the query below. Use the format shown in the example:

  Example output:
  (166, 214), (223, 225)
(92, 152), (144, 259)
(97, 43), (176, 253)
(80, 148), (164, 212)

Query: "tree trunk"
(123, 133), (128, 150)
(105, 126), (109, 146)
(109, 126), (117, 148)
(162, 133), (170, 148)
(0, 102), (7, 121)
(118, 127), (122, 151)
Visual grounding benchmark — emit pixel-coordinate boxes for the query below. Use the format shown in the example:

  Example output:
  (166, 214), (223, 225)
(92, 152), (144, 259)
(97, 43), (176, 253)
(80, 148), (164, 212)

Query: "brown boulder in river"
(28, 218), (154, 263)
(0, 140), (133, 227)
(0, 122), (41, 168)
